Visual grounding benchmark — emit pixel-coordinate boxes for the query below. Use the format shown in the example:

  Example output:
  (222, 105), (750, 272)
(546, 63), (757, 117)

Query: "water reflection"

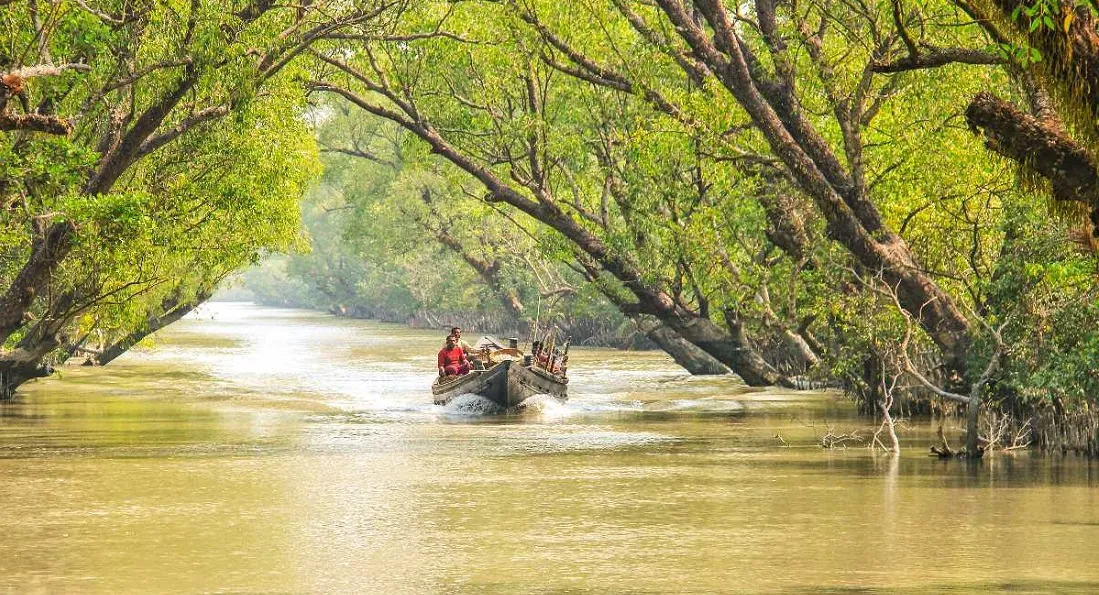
(0, 303), (1097, 593)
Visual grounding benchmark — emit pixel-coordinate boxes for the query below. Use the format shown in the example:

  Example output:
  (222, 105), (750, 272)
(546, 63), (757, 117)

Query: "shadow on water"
(739, 442), (1099, 489)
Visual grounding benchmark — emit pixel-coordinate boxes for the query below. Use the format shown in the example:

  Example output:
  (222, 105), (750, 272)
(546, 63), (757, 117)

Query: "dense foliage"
(0, 0), (386, 389)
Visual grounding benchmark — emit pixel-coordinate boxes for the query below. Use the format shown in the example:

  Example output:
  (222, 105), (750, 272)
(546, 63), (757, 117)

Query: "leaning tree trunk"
(654, 0), (973, 377)
(425, 213), (527, 323)
(647, 308), (789, 384)
(96, 294), (207, 366)
(966, 91), (1099, 205)
(0, 221), (76, 345)
(633, 315), (729, 375)
(577, 255), (763, 379)
(0, 327), (64, 399)
(319, 81), (791, 386)
(0, 289), (79, 398)
(0, 337), (60, 399)
(0, 361), (54, 399)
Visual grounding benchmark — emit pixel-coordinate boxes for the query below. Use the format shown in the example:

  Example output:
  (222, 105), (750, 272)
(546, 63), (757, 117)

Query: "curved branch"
(872, 46), (1005, 73)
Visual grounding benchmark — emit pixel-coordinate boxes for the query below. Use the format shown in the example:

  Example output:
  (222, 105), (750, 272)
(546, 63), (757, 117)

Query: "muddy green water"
(1, 303), (1098, 594)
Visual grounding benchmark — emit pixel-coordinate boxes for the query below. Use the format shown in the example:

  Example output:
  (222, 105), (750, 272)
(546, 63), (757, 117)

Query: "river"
(1, 302), (1097, 593)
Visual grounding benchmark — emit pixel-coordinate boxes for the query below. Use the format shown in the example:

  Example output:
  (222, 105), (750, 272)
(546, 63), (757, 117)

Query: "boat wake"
(439, 393), (505, 416)
(437, 393), (574, 419)
(515, 394), (573, 419)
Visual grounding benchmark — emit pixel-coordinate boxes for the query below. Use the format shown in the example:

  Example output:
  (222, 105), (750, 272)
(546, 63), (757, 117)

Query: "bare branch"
(319, 144), (398, 168)
(0, 112), (72, 134)
(133, 104), (231, 161)
(872, 46), (1004, 73)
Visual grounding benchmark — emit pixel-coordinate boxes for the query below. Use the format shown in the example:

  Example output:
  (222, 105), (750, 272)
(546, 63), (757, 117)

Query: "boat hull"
(433, 360), (567, 408)
(504, 361), (567, 407)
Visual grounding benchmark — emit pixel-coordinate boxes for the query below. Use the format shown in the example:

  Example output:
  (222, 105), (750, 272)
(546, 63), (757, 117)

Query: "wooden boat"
(432, 359), (568, 408)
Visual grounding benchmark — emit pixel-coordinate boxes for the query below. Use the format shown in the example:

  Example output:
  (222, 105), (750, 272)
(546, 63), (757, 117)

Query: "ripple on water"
(491, 425), (673, 454)
(644, 398), (745, 413)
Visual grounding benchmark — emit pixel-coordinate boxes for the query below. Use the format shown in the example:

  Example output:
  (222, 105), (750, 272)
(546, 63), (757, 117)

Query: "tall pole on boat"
(530, 293), (541, 346)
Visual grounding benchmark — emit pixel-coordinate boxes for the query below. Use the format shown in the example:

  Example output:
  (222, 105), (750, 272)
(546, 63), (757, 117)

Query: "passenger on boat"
(531, 340), (559, 374)
(438, 335), (471, 377)
(449, 326), (475, 354)
(531, 341), (545, 365)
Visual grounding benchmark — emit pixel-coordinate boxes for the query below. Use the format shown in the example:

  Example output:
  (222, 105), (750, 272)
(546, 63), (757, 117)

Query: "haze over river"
(1, 303), (1098, 593)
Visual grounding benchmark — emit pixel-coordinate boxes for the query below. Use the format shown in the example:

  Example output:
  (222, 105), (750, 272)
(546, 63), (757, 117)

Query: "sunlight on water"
(2, 302), (1098, 594)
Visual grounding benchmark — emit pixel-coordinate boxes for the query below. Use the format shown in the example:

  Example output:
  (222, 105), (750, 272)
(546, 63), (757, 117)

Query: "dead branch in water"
(871, 358), (903, 454)
(881, 281), (1007, 458)
(931, 425), (960, 458)
(982, 411), (1033, 452)
(820, 425), (864, 450)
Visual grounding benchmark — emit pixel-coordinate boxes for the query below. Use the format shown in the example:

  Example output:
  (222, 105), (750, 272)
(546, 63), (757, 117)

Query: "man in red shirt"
(438, 335), (470, 377)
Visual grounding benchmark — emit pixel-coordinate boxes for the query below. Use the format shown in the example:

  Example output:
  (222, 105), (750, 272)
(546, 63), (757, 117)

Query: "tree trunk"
(0, 221), (76, 345)
(966, 389), (982, 457)
(876, 389), (900, 454)
(655, 0), (973, 375)
(578, 254), (782, 383)
(0, 334), (62, 399)
(0, 361), (53, 400)
(773, 326), (820, 369)
(642, 306), (789, 385)
(633, 315), (729, 375)
(711, 307), (795, 387)
(966, 91), (1099, 205)
(97, 294), (207, 366)
(0, 288), (83, 397)
(753, 285), (820, 371)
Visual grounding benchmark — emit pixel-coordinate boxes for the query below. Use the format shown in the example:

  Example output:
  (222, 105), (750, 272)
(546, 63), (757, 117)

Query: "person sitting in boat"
(530, 340), (563, 375)
(531, 340), (550, 368)
(438, 335), (471, 377)
(449, 326), (475, 354)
